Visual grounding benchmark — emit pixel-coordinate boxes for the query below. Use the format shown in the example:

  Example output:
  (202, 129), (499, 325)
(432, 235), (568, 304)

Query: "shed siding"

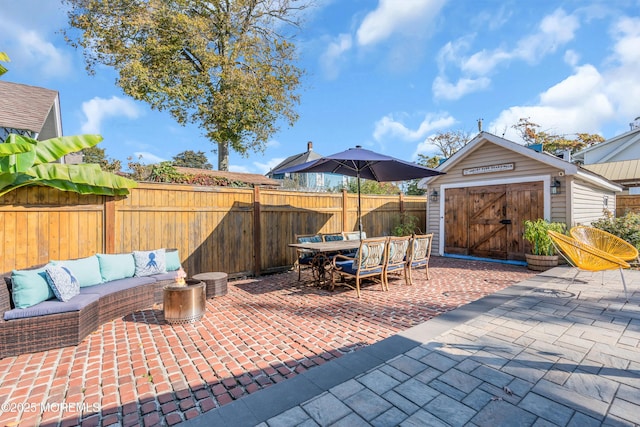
(571, 179), (615, 225)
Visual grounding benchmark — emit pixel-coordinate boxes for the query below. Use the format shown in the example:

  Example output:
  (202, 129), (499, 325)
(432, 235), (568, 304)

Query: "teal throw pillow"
(45, 264), (80, 302)
(165, 249), (181, 272)
(133, 249), (167, 277)
(97, 253), (136, 281)
(11, 266), (56, 308)
(54, 255), (103, 287)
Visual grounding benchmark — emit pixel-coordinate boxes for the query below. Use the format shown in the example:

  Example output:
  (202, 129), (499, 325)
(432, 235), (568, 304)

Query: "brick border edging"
(180, 272), (552, 427)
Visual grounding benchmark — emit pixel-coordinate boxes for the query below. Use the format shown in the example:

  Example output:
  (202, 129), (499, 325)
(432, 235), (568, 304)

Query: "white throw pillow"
(133, 249), (167, 277)
(45, 264), (80, 302)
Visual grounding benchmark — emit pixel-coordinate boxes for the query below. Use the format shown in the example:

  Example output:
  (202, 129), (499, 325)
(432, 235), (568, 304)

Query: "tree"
(427, 130), (470, 159)
(63, 0), (307, 171)
(0, 134), (137, 197)
(512, 118), (604, 154)
(81, 145), (122, 172)
(172, 150), (212, 169)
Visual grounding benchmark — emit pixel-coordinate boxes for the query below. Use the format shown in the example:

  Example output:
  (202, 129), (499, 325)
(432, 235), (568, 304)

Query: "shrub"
(590, 211), (640, 250)
(523, 219), (566, 256)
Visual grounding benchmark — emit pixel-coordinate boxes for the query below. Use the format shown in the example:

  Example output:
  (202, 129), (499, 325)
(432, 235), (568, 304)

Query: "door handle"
(500, 219), (512, 225)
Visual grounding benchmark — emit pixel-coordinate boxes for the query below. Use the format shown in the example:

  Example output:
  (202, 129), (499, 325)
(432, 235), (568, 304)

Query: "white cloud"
(373, 112), (456, 142)
(356, 0), (446, 46)
(432, 75), (491, 101)
(80, 96), (141, 134)
(252, 158), (286, 175)
(319, 33), (353, 79)
(435, 8), (579, 100)
(513, 9), (579, 64)
(490, 15), (640, 140)
(491, 65), (614, 140)
(132, 152), (167, 164)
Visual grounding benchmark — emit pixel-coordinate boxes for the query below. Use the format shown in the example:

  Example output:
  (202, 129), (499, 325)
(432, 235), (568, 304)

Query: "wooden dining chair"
(384, 236), (412, 289)
(406, 234), (433, 285)
(331, 237), (387, 298)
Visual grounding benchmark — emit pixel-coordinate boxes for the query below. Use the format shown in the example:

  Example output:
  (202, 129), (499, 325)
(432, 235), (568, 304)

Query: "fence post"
(399, 193), (404, 214)
(253, 186), (262, 276)
(104, 197), (116, 253)
(342, 189), (348, 231)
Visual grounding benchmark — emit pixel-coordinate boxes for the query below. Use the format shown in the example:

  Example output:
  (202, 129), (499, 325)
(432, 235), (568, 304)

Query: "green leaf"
(0, 141), (33, 156)
(33, 135), (103, 165)
(28, 163), (137, 190)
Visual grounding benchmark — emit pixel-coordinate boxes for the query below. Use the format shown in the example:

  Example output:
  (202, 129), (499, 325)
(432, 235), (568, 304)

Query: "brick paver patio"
(0, 257), (534, 426)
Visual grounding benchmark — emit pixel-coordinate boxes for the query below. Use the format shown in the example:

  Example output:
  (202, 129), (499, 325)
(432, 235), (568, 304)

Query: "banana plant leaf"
(0, 141), (33, 156)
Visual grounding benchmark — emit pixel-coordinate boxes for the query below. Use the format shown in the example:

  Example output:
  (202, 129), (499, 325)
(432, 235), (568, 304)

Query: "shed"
(419, 132), (623, 262)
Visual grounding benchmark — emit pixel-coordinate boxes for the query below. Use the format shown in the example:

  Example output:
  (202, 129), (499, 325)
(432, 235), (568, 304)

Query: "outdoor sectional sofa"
(0, 249), (182, 359)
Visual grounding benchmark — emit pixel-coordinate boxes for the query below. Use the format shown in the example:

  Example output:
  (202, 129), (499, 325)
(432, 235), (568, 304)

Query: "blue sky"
(1, 0), (639, 175)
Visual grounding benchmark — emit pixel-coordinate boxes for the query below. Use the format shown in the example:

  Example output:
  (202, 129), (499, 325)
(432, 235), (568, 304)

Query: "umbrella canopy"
(274, 146), (444, 236)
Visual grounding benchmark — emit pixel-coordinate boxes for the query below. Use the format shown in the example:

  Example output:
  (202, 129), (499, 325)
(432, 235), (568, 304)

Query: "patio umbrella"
(273, 145), (444, 237)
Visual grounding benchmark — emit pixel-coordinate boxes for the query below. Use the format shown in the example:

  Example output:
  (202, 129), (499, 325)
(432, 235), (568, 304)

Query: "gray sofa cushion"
(79, 276), (155, 298)
(4, 293), (100, 320)
(149, 271), (181, 282)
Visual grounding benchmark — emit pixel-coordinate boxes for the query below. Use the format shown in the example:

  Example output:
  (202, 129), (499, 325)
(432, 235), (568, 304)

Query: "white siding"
(571, 179), (616, 226)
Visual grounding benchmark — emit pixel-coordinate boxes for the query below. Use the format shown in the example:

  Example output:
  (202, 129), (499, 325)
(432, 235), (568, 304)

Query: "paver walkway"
(0, 257), (533, 427)
(183, 266), (640, 427)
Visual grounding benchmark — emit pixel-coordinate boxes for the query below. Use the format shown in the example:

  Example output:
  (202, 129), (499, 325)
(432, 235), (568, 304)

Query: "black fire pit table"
(163, 279), (206, 324)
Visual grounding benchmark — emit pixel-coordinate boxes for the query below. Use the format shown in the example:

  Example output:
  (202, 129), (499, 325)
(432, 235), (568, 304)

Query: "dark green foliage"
(172, 150), (212, 169)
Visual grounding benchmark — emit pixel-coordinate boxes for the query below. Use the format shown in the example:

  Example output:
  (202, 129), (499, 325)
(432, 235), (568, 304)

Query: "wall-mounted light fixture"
(430, 189), (439, 202)
(603, 195), (609, 208)
(550, 178), (561, 195)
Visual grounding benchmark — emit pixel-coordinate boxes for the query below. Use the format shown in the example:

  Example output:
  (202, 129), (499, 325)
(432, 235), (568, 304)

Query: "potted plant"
(523, 219), (566, 271)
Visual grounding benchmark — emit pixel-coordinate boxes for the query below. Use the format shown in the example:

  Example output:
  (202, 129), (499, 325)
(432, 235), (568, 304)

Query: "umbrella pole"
(357, 174), (362, 239)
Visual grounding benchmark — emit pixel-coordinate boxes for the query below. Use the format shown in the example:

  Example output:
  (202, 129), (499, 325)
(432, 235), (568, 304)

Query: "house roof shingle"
(174, 167), (281, 187)
(0, 81), (59, 134)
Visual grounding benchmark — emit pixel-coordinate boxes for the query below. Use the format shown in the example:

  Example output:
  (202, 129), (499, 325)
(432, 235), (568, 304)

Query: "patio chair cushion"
(335, 260), (383, 275)
(165, 249), (181, 271)
(45, 264), (80, 302)
(97, 253), (136, 282)
(133, 249), (167, 277)
(298, 235), (322, 243)
(10, 266), (56, 309)
(53, 255), (103, 288)
(3, 293), (100, 320)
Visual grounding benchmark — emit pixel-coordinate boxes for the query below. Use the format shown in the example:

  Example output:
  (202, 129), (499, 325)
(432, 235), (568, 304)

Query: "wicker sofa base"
(1, 275), (179, 359)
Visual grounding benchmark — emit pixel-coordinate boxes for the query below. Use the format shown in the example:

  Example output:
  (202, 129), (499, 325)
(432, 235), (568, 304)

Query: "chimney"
(307, 141), (313, 151)
(563, 150), (571, 162)
(630, 117), (640, 131)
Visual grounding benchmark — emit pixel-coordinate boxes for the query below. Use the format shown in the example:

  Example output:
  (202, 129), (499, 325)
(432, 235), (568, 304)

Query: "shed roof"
(0, 81), (60, 135)
(419, 131), (622, 192)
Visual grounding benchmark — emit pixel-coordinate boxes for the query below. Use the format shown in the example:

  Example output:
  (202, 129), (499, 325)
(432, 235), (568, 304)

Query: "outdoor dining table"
(289, 240), (361, 286)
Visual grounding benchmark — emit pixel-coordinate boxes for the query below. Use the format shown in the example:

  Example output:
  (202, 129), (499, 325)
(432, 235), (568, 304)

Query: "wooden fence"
(616, 195), (640, 217)
(0, 183), (426, 277)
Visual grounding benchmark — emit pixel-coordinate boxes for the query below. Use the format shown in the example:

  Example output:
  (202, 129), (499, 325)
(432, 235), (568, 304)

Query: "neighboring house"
(174, 167), (281, 188)
(267, 141), (346, 191)
(0, 81), (83, 164)
(572, 120), (640, 165)
(419, 132), (622, 263)
(573, 122), (640, 193)
(0, 80), (62, 142)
